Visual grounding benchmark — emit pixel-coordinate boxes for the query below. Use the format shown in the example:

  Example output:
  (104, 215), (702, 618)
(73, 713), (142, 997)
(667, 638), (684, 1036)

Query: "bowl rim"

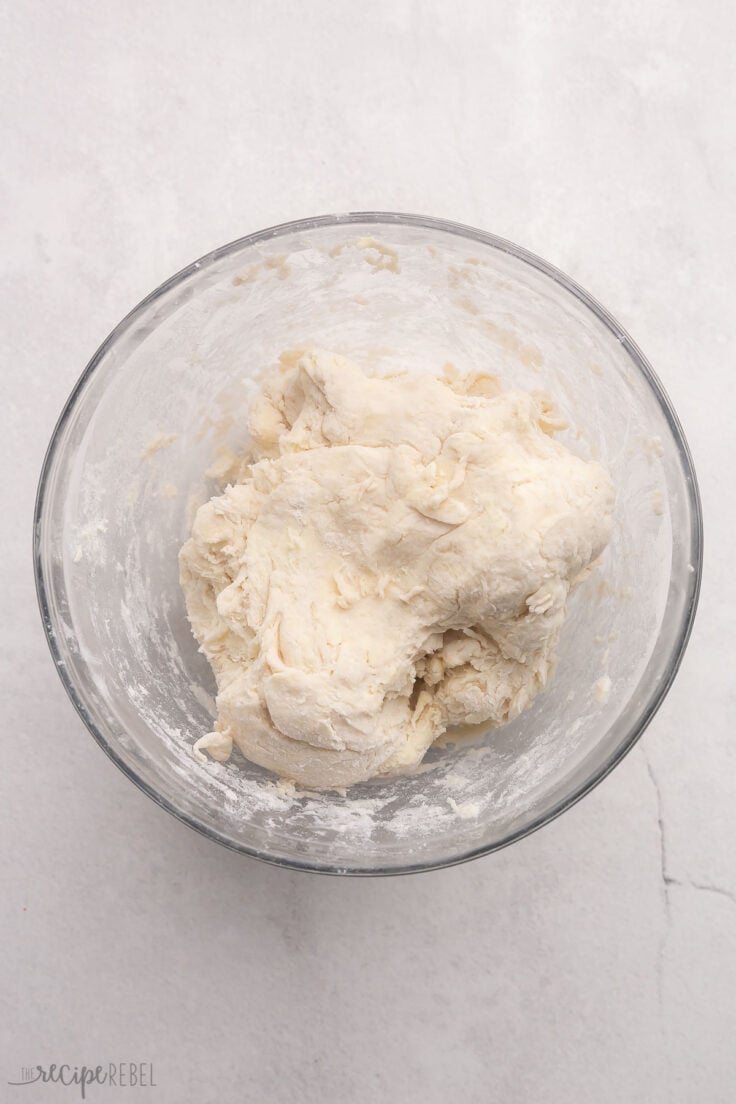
(33, 211), (704, 876)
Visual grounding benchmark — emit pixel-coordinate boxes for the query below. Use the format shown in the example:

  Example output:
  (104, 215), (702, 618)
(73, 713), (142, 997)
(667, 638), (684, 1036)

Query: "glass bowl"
(34, 213), (702, 875)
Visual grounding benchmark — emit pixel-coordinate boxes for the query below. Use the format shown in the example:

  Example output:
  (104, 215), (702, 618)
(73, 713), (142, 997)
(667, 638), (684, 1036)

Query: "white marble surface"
(2, 2), (734, 1101)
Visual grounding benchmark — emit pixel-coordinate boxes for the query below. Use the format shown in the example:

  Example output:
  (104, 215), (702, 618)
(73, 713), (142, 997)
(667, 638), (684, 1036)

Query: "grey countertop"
(2, 3), (734, 1101)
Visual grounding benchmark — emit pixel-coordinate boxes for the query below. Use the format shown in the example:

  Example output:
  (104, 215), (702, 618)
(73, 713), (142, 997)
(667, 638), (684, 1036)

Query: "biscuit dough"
(180, 350), (614, 789)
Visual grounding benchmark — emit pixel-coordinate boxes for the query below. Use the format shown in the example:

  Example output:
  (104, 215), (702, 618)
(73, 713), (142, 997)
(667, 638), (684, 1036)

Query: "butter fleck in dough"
(180, 350), (614, 789)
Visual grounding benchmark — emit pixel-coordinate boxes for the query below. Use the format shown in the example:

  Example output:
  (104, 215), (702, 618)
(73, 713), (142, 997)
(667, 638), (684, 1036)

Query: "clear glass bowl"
(34, 213), (702, 875)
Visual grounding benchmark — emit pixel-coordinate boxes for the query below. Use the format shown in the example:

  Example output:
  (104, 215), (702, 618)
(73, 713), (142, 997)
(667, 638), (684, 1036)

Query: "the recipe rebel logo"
(7, 1063), (156, 1098)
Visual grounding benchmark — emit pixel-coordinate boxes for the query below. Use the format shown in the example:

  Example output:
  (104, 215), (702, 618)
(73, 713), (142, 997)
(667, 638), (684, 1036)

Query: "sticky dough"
(180, 350), (614, 789)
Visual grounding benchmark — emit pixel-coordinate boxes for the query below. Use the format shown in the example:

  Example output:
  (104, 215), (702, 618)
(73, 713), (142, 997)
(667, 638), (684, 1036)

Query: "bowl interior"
(36, 215), (700, 873)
